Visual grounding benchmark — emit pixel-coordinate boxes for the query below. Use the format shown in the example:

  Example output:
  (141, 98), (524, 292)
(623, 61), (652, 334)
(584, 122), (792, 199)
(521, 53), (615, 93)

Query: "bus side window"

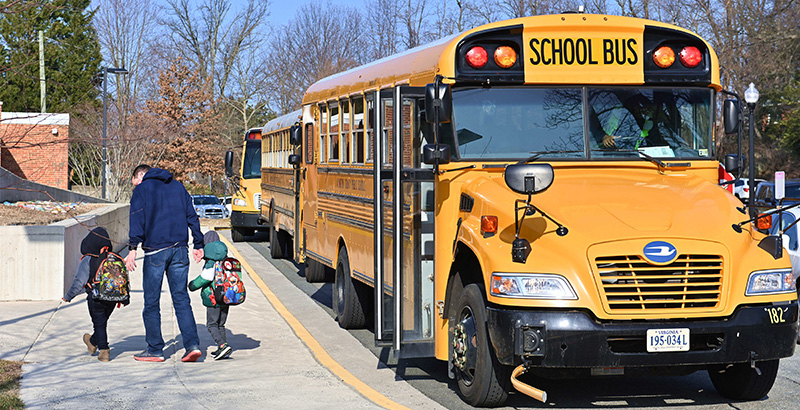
(305, 123), (314, 164)
(382, 95), (394, 165)
(319, 104), (327, 163)
(353, 96), (365, 164)
(341, 99), (350, 164)
(329, 102), (340, 162)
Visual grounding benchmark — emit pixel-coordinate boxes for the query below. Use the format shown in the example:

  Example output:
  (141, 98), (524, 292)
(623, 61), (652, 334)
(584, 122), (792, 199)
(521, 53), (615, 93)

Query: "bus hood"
(470, 167), (741, 239)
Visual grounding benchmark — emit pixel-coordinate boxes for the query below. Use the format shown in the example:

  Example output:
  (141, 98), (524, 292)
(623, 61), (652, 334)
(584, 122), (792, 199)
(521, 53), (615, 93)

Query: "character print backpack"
(211, 257), (246, 305)
(90, 247), (130, 305)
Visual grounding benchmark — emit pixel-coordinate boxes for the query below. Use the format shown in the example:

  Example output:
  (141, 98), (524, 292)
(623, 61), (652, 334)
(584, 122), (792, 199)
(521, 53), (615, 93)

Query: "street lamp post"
(101, 66), (128, 200)
(744, 82), (759, 216)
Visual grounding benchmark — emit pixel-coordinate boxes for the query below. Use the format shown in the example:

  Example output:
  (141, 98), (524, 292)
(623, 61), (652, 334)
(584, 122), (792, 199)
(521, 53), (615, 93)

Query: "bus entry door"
(374, 86), (435, 358)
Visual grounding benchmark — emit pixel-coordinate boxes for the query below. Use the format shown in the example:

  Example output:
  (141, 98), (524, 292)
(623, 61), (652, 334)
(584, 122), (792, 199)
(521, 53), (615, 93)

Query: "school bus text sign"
(523, 29), (645, 84)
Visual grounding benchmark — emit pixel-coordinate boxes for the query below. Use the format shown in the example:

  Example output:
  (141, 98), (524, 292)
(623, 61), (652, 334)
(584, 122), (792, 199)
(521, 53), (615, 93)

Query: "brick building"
(0, 103), (70, 190)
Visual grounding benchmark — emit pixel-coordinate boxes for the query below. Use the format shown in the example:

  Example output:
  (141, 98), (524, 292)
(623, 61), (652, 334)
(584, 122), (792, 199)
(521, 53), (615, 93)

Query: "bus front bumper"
(487, 303), (798, 368)
(230, 211), (267, 230)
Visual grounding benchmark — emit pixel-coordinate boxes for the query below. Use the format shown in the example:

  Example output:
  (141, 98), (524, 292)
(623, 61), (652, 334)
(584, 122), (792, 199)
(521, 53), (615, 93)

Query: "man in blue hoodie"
(124, 164), (205, 362)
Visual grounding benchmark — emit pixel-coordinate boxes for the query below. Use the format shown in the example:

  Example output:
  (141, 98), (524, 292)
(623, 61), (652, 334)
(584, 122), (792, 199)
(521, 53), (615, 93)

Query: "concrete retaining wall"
(0, 204), (129, 301)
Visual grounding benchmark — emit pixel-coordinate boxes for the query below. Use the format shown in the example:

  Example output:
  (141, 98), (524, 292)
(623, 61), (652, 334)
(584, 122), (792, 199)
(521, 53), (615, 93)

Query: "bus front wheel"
(333, 247), (368, 329)
(708, 359), (779, 400)
(450, 284), (510, 407)
(231, 227), (245, 242)
(306, 258), (330, 283)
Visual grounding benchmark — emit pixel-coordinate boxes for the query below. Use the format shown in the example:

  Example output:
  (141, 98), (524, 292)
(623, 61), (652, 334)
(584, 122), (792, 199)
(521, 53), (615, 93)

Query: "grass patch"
(0, 359), (23, 409)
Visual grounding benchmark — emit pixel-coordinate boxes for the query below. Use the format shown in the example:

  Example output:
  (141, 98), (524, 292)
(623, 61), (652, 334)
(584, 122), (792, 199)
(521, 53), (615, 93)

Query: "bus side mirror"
(504, 163), (554, 195)
(425, 82), (452, 123)
(288, 154), (301, 166)
(225, 150), (234, 178)
(725, 154), (740, 175)
(422, 144), (451, 165)
(724, 99), (740, 134)
(290, 124), (302, 145)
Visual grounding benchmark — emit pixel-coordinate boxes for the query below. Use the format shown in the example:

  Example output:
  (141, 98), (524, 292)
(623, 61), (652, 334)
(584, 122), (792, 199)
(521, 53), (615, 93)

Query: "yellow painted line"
(220, 234), (411, 410)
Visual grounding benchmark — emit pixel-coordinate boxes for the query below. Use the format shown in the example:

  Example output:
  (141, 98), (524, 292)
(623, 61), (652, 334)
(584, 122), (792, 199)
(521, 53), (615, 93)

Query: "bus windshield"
(450, 87), (713, 161)
(242, 140), (261, 179)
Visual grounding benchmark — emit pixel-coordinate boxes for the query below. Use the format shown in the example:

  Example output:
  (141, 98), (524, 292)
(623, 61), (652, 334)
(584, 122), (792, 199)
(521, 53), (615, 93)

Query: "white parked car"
(765, 207), (800, 343)
(733, 178), (765, 200)
(219, 196), (232, 217)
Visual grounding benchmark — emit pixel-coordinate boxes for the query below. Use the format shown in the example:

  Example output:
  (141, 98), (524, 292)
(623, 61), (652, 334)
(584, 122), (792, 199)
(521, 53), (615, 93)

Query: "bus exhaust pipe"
(511, 364), (547, 403)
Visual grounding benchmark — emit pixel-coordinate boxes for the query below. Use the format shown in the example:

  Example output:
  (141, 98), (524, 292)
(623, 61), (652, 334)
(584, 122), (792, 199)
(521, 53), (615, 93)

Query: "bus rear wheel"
(333, 247), (368, 329)
(306, 258), (330, 283)
(450, 284), (510, 407)
(269, 224), (287, 259)
(708, 359), (779, 400)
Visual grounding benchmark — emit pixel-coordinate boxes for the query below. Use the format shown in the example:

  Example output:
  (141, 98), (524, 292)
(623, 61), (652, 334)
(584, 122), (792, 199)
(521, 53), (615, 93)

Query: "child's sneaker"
(83, 333), (97, 355)
(181, 348), (202, 362)
(133, 351), (165, 362)
(211, 343), (232, 360)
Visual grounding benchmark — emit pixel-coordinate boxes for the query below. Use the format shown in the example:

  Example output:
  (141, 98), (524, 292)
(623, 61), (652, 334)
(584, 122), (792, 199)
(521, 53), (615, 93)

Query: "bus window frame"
(366, 93), (375, 164)
(329, 101), (340, 163)
(305, 122), (314, 164)
(341, 98), (351, 164)
(319, 104), (328, 164)
(380, 88), (394, 166)
(352, 94), (365, 164)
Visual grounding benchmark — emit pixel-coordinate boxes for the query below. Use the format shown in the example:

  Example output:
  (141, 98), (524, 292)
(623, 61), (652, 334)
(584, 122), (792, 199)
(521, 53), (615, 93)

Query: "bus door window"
(305, 123), (314, 164)
(329, 102), (340, 162)
(341, 99), (351, 164)
(401, 98), (414, 167)
(319, 104), (328, 163)
(352, 96), (365, 164)
(382, 94), (394, 165)
(366, 94), (375, 163)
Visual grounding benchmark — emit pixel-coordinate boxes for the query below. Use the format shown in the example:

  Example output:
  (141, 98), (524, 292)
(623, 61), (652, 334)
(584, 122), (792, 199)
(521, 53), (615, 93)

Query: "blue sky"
(266, 0), (360, 26)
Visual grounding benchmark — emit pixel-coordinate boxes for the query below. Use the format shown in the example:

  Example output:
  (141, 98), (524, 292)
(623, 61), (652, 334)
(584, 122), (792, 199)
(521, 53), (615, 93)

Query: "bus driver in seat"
(590, 92), (656, 150)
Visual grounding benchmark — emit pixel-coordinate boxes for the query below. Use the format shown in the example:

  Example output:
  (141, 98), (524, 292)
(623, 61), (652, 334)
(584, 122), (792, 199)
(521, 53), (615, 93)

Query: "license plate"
(646, 328), (690, 352)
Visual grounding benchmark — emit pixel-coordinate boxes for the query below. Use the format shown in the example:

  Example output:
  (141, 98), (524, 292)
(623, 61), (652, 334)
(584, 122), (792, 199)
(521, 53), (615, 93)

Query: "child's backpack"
(211, 257), (246, 305)
(90, 247), (130, 305)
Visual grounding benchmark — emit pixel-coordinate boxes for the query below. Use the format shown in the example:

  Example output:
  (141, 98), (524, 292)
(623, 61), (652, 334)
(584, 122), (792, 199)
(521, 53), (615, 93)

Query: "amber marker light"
(653, 46), (675, 68)
(466, 46), (488, 68)
(481, 215), (498, 235)
(679, 46), (702, 68)
(756, 214), (772, 231)
(494, 45), (517, 68)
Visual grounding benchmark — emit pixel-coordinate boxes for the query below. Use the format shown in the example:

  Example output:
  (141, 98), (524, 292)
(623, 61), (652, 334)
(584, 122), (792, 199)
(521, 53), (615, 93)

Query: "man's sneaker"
(211, 343), (232, 360)
(181, 348), (202, 362)
(133, 351), (165, 362)
(83, 333), (97, 355)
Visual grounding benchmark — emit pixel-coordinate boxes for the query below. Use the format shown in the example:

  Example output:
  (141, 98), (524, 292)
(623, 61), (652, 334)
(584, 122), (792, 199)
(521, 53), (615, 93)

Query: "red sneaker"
(133, 351), (165, 362)
(181, 349), (201, 362)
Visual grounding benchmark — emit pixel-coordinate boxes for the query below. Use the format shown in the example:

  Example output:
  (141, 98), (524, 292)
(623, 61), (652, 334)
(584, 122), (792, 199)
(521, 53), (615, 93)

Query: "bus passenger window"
(353, 97), (365, 163)
(330, 103), (340, 161)
(342, 100), (350, 164)
(319, 105), (327, 163)
(382, 97), (393, 165)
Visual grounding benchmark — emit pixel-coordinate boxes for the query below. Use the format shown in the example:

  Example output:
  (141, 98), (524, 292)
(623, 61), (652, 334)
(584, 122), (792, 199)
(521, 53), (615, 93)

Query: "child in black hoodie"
(62, 227), (119, 362)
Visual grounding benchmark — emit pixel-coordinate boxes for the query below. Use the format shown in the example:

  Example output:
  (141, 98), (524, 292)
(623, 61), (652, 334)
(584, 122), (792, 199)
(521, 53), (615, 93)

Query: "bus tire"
(269, 224), (285, 259)
(450, 284), (510, 407)
(306, 258), (327, 283)
(708, 359), (779, 401)
(231, 227), (245, 242)
(333, 247), (367, 329)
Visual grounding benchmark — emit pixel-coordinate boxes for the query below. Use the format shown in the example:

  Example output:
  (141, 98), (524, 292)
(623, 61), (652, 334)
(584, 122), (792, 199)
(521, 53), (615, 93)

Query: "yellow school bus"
(225, 128), (267, 242)
(288, 13), (798, 407)
(260, 110), (302, 259)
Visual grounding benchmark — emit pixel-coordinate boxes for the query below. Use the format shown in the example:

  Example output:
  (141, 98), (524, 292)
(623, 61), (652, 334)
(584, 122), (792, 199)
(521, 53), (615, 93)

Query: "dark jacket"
(64, 227), (112, 302)
(128, 168), (204, 252)
(188, 241), (228, 307)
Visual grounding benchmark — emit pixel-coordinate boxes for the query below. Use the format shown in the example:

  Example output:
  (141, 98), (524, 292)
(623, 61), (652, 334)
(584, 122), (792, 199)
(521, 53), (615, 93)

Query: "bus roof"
(262, 109), (302, 134)
(302, 14), (719, 104)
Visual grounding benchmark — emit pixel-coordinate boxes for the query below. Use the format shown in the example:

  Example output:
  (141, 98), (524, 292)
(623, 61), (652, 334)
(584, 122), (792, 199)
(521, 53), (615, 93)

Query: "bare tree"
(367, 0), (400, 59)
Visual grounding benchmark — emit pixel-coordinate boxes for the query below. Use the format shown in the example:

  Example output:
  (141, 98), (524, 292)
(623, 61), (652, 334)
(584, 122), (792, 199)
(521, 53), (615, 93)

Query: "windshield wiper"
(594, 149), (691, 170)
(517, 150), (585, 165)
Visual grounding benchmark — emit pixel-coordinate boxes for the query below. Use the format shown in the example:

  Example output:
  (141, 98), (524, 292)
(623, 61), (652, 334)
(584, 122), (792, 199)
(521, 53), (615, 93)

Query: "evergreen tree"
(0, 0), (102, 113)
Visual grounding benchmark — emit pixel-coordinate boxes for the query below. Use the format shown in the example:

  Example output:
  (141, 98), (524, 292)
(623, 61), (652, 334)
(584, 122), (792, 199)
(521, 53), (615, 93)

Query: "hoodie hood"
(143, 168), (174, 183)
(81, 227), (112, 256)
(203, 240), (228, 268)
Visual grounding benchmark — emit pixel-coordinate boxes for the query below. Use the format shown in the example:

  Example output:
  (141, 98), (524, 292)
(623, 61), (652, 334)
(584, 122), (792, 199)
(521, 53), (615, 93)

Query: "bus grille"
(595, 254), (723, 310)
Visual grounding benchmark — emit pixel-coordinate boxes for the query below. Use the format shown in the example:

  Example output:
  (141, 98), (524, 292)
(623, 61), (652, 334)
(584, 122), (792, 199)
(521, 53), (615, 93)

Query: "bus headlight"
(490, 273), (577, 299)
(745, 269), (795, 295)
(233, 198), (247, 207)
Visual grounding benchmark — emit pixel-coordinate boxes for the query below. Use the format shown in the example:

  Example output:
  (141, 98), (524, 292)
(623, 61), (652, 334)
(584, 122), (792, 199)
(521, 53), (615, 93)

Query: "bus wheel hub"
(453, 322), (468, 370)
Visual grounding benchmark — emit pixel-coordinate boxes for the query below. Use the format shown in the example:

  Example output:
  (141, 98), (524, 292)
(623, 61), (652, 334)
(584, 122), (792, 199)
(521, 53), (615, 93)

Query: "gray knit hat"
(203, 230), (220, 245)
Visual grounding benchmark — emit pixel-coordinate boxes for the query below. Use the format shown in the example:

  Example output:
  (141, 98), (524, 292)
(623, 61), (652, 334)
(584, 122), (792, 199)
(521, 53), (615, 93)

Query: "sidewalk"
(0, 230), (445, 409)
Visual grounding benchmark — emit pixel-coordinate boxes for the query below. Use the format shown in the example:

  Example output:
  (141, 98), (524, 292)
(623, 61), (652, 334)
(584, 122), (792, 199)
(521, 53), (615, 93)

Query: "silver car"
(191, 195), (227, 219)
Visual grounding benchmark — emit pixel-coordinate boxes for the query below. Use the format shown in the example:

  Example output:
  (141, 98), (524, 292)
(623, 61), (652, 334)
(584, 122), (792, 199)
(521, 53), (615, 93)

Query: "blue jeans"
(142, 246), (199, 354)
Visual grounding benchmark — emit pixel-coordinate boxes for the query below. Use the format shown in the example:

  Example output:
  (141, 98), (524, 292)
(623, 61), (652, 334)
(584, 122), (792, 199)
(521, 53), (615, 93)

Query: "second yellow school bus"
(276, 13), (798, 407)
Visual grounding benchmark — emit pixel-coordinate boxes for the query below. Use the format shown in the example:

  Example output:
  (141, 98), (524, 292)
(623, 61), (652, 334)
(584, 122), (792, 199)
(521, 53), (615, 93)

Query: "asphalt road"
(238, 231), (800, 410)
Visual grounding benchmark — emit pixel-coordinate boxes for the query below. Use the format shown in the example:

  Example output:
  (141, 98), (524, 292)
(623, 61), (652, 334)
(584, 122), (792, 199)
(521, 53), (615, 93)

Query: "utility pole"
(39, 30), (45, 113)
